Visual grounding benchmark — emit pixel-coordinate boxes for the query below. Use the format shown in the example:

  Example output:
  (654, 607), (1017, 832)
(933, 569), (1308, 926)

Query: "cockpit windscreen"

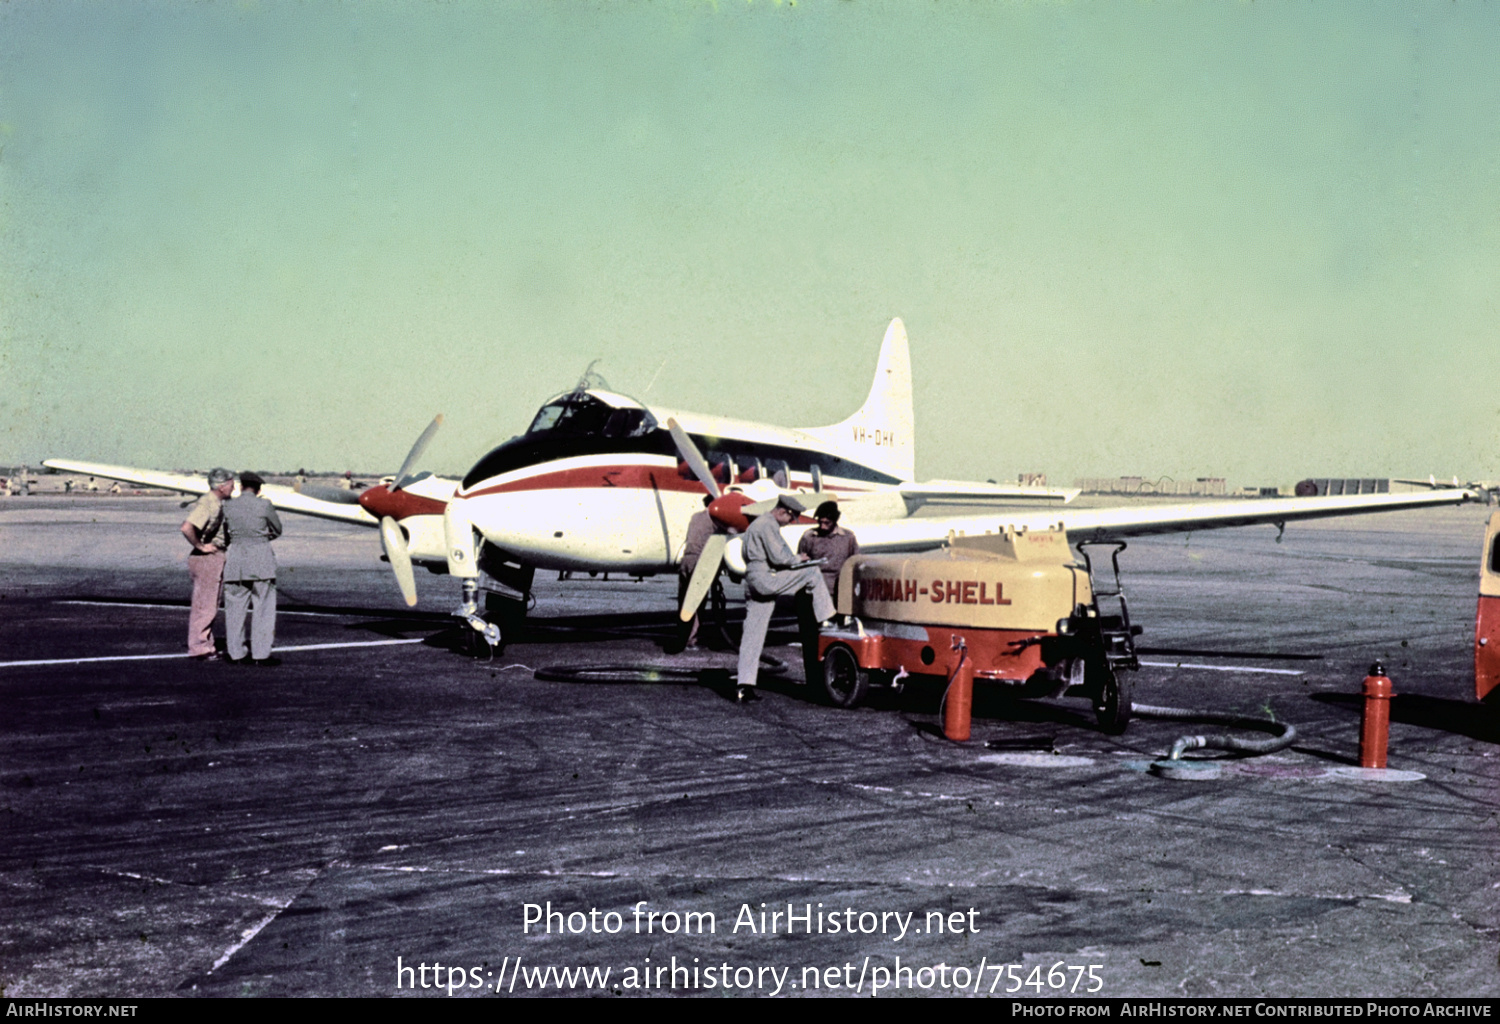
(526, 392), (657, 440)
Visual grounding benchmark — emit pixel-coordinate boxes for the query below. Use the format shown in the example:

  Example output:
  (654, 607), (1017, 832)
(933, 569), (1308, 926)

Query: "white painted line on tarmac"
(60, 600), (359, 619)
(272, 639), (427, 653)
(977, 752), (1096, 768)
(210, 908), (288, 973)
(60, 600), (188, 610)
(0, 652), (212, 667)
(0, 637), (427, 668)
(1139, 659), (1304, 676)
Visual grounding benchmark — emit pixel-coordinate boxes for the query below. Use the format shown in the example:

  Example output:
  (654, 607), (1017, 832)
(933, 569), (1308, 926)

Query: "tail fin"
(800, 318), (915, 482)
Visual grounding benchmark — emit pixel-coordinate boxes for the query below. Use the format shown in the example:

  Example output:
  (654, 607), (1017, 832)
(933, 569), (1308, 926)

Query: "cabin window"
(1490, 535), (1500, 575)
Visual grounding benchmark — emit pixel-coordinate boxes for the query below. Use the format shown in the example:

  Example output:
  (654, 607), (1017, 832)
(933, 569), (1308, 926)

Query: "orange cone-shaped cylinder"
(1359, 663), (1394, 769)
(944, 654), (974, 742)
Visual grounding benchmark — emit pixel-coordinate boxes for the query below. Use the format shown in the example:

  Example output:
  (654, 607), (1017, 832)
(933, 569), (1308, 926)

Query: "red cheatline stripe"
(463, 464), (869, 499)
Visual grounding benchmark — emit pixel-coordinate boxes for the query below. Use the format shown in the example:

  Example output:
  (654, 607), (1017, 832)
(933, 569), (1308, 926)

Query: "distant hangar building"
(1073, 477), (1228, 496)
(1074, 477), (1418, 498)
(1294, 478), (1405, 497)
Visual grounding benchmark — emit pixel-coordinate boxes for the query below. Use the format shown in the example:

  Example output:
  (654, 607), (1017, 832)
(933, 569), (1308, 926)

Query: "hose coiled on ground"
(1132, 702), (1297, 759)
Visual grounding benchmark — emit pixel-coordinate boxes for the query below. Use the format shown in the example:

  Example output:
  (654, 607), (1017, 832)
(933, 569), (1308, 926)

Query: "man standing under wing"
(736, 493), (835, 703)
(222, 472), (284, 666)
(180, 467), (235, 661)
(670, 495), (718, 653)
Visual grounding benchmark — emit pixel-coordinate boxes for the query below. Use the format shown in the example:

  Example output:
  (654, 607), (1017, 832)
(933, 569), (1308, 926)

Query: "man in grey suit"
(222, 472), (284, 665)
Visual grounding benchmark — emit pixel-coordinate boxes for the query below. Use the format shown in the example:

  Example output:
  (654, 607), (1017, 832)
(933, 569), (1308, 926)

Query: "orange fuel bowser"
(816, 526), (1141, 735)
(1476, 511), (1500, 702)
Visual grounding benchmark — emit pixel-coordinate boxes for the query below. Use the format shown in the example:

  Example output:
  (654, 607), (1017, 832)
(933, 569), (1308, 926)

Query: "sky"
(2, 0), (1498, 487)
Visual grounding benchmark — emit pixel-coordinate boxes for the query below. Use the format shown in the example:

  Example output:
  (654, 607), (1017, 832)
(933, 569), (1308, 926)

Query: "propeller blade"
(296, 484), (364, 504)
(680, 534), (728, 622)
(380, 515), (419, 607)
(666, 417), (721, 499)
(393, 414), (445, 491)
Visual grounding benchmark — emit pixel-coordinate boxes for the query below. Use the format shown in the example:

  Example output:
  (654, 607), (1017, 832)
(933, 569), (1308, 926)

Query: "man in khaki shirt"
(180, 468), (235, 660)
(797, 501), (860, 605)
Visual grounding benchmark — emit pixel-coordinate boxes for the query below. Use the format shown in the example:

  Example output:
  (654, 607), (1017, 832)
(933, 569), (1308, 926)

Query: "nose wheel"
(457, 578), (502, 655)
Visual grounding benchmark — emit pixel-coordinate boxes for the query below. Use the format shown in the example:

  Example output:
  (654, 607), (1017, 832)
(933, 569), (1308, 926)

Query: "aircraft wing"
(898, 480), (1080, 506)
(724, 488), (1474, 573)
(41, 459), (379, 527)
(851, 488), (1477, 552)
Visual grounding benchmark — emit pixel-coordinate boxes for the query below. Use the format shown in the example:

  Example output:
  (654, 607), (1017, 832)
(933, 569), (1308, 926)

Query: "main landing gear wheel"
(1090, 659), (1133, 735)
(820, 645), (870, 709)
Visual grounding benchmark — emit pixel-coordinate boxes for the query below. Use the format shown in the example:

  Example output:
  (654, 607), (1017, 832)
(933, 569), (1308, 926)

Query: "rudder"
(800, 318), (915, 482)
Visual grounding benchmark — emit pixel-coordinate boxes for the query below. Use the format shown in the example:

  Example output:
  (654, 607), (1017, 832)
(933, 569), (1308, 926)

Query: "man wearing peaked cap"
(180, 467), (236, 660)
(736, 492), (835, 702)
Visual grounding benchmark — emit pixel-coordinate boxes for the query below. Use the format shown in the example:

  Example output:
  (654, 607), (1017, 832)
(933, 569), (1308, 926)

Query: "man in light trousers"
(181, 467), (236, 660)
(736, 493), (834, 703)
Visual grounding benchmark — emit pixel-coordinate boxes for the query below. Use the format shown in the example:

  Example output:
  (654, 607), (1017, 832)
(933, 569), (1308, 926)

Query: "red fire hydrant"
(1359, 662), (1394, 769)
(943, 638), (974, 742)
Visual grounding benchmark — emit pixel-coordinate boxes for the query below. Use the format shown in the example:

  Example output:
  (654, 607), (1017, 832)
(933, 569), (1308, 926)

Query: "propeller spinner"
(356, 414), (445, 607)
(664, 418), (835, 622)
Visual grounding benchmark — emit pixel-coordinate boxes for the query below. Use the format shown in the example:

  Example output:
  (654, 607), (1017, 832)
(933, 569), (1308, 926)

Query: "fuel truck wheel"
(1090, 659), (1133, 734)
(820, 645), (870, 709)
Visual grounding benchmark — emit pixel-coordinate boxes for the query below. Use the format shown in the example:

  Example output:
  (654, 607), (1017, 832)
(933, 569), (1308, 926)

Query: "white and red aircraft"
(46, 318), (1474, 648)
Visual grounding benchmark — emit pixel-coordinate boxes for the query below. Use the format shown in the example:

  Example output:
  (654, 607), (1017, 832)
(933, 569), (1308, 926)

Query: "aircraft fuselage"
(449, 389), (899, 573)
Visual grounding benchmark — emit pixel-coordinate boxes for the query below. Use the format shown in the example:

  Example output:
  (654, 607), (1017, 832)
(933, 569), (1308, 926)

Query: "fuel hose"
(1131, 702), (1297, 780)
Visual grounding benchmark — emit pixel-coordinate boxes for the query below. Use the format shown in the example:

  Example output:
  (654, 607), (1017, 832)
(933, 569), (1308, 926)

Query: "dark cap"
(814, 500), (840, 522)
(239, 471), (264, 491)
